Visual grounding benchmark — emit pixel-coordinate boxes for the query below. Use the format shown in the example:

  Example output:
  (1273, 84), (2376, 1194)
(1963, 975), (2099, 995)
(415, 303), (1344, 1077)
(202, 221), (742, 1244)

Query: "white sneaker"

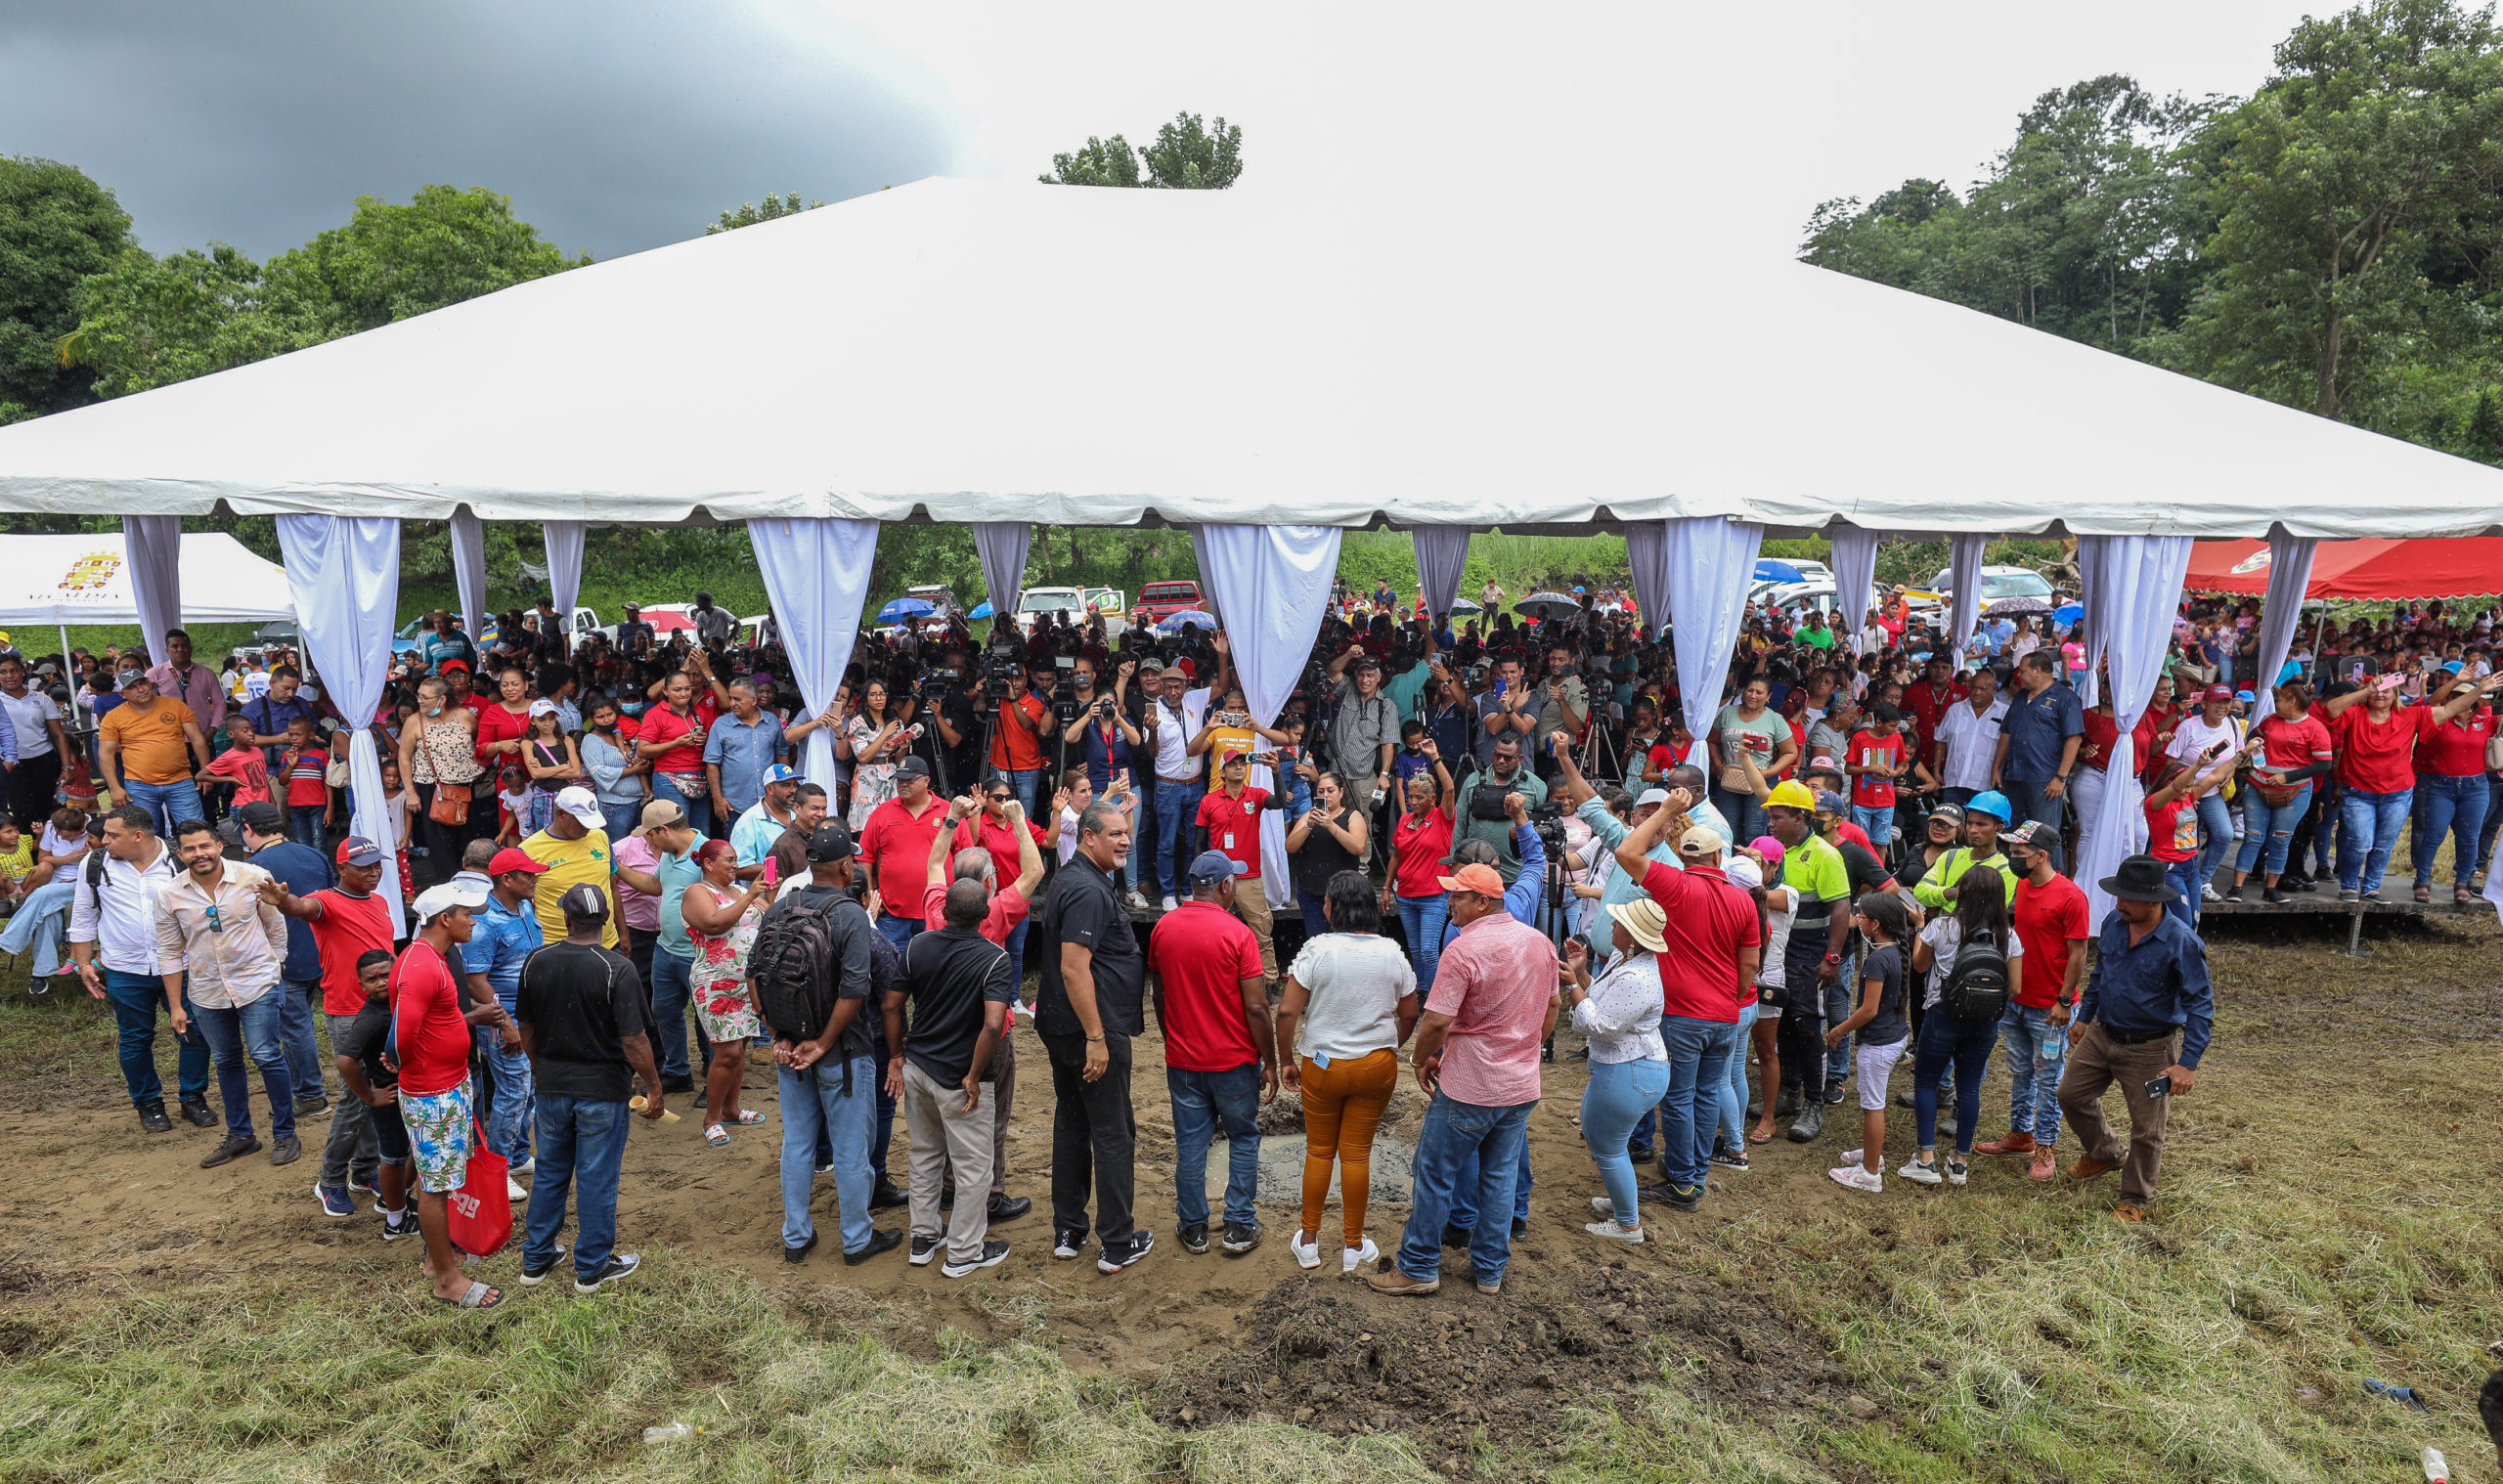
(1588, 1196), (1617, 1219)
(506, 1176), (526, 1200)
(1828, 1164), (1883, 1194)
(1290, 1230), (1322, 1270)
(2201, 883), (2223, 902)
(1160, 895), (1178, 913)
(1898, 1157), (1943, 1186)
(1838, 1148), (1864, 1166)
(1123, 891), (1151, 912)
(1341, 1236), (1379, 1274)
(1584, 1220), (1646, 1244)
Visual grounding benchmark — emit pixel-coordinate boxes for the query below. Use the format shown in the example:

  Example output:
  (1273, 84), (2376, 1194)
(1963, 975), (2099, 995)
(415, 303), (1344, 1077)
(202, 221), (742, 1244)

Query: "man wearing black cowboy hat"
(2057, 853), (2213, 1223)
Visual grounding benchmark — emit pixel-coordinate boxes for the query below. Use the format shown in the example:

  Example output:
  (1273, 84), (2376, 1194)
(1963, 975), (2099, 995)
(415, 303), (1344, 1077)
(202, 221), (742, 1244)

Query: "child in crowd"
(201, 714), (274, 815)
(279, 716), (334, 849)
(1826, 892), (1911, 1194)
(496, 763), (531, 847)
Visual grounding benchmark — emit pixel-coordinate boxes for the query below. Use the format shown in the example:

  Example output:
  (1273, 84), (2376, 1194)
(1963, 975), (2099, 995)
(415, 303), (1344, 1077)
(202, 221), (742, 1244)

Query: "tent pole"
(57, 624), (69, 666)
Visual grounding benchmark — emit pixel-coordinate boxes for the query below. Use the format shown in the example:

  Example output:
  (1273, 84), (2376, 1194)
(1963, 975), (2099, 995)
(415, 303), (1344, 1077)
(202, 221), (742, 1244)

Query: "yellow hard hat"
(1766, 779), (1818, 812)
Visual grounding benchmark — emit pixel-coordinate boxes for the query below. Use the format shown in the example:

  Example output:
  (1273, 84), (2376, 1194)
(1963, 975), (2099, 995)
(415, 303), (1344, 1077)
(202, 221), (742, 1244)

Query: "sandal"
(732, 1110), (766, 1125)
(2456, 887), (2479, 905)
(2413, 885), (2433, 904)
(1746, 1124), (1776, 1146)
(433, 1279), (503, 1309)
(704, 1123), (730, 1147)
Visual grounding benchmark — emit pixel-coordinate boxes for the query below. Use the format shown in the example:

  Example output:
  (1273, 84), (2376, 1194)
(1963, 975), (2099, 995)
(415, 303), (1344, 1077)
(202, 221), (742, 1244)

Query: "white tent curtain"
(972, 522), (1031, 627)
(544, 521), (585, 649)
(2251, 525), (2318, 705)
(1630, 517), (1766, 766)
(1412, 526), (1471, 619)
(449, 507), (489, 643)
(1193, 523), (1344, 909)
(1947, 533), (1986, 664)
(275, 515), (406, 931)
(1828, 523), (1881, 635)
(2075, 535), (2195, 923)
(120, 515), (183, 662)
(2075, 537), (2109, 706)
(747, 518), (879, 790)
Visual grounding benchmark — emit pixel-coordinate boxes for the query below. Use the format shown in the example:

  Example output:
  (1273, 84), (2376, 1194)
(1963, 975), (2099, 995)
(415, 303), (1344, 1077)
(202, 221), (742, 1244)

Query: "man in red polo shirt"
(1904, 654), (1966, 777)
(1611, 805), (1761, 1213)
(1146, 850), (1276, 1256)
(1978, 820), (2089, 1180)
(859, 758), (949, 953)
(1194, 752), (1289, 993)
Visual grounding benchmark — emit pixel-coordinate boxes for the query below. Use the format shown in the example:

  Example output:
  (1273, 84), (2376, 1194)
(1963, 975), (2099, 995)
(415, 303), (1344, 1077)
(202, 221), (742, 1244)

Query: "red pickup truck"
(1131, 580), (1206, 630)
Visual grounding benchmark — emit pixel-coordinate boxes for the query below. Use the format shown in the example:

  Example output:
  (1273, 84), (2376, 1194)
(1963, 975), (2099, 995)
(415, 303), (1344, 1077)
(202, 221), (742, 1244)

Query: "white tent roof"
(0, 176), (2498, 540)
(0, 532), (293, 626)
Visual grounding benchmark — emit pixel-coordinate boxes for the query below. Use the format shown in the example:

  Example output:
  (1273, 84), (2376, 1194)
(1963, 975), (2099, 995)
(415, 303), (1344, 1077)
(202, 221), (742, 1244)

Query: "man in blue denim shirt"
(2058, 854), (2213, 1223)
(702, 680), (786, 820)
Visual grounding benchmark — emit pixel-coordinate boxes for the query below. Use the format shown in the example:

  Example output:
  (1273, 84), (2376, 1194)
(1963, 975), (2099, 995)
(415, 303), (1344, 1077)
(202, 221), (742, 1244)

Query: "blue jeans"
(123, 777), (204, 839)
(2235, 782), (2312, 879)
(191, 991), (297, 1142)
(647, 949), (712, 1082)
(2191, 791), (2233, 895)
(1852, 804), (1894, 850)
(480, 1029), (534, 1164)
(1711, 786), (1766, 850)
(1008, 766), (1044, 820)
(1167, 1063), (1262, 1230)
(1717, 999), (1762, 1151)
(876, 912), (921, 956)
(1912, 1009), (1998, 1155)
(1151, 780), (1205, 897)
(650, 771), (712, 837)
(103, 967), (209, 1108)
(1, 878), (75, 977)
(2478, 774), (2503, 875)
(1657, 1015), (1739, 1193)
(600, 799), (641, 841)
(289, 805), (328, 851)
(1582, 1057), (1670, 1226)
(525, 1094), (630, 1283)
(2164, 856), (2203, 927)
(2001, 777), (2067, 872)
(1822, 975), (1856, 1093)
(1395, 894), (1448, 995)
(1446, 1132), (1533, 1235)
(2338, 786), (2413, 893)
(2411, 771), (2487, 889)
(1296, 888), (1330, 939)
(1398, 1091), (1535, 1287)
(1998, 1003), (2066, 1146)
(779, 1055), (878, 1254)
(274, 979), (327, 1105)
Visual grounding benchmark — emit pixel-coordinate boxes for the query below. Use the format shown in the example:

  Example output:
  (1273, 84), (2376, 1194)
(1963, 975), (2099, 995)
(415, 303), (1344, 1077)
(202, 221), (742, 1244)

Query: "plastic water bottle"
(2421, 1446), (2448, 1482)
(642, 1423), (694, 1445)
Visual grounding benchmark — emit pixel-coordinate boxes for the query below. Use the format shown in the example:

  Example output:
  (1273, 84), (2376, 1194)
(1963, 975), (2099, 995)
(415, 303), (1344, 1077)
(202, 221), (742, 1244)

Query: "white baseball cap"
(412, 880), (488, 925)
(554, 784), (604, 831)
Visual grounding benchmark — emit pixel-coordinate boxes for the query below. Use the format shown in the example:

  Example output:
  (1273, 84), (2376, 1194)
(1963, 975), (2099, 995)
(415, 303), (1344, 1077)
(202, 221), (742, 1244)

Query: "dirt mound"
(1152, 1255), (1851, 1462)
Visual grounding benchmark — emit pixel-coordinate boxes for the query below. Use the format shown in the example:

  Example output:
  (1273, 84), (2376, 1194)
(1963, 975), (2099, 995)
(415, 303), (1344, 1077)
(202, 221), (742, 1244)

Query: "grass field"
(0, 909), (2496, 1482)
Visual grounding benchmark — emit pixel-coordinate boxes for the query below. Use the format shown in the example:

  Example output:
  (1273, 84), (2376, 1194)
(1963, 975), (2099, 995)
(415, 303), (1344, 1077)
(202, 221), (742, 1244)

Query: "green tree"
(60, 244), (301, 399)
(1041, 114), (1241, 189)
(708, 193), (822, 234)
(2161, 0), (2503, 420)
(0, 156), (132, 422)
(1040, 135), (1142, 188)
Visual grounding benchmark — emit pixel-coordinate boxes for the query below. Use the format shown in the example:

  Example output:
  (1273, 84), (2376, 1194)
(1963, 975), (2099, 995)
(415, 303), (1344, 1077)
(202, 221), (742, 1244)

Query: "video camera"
(1527, 799), (1567, 849)
(1049, 656), (1080, 727)
(977, 655), (1025, 693)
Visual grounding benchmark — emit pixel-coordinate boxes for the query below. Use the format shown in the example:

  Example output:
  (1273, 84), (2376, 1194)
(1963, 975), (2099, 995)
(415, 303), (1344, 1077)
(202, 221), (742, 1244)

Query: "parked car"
(1750, 578), (1838, 620)
(1083, 588), (1128, 638)
(1015, 586), (1092, 635)
(1922, 564), (2055, 609)
(1131, 580), (1206, 631)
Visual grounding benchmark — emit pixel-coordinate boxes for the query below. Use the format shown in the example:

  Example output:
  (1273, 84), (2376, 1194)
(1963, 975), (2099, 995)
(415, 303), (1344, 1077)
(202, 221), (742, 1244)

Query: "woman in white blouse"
(1559, 896), (1674, 1244)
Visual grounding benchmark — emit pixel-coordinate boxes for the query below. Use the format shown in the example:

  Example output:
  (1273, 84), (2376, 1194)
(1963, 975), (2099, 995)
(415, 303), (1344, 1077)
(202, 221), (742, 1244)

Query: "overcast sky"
(1, 0), (2331, 264)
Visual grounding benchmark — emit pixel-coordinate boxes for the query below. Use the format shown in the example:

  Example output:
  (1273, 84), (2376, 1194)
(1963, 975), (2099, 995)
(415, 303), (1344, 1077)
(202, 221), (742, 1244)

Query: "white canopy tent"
(0, 531), (293, 627)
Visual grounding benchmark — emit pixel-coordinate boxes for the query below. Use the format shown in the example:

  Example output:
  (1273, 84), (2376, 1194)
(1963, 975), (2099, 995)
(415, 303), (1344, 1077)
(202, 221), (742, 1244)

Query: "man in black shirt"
(765, 822), (902, 1267)
(514, 883), (664, 1294)
(331, 950), (417, 1242)
(1035, 800), (1154, 1273)
(884, 880), (1016, 1277)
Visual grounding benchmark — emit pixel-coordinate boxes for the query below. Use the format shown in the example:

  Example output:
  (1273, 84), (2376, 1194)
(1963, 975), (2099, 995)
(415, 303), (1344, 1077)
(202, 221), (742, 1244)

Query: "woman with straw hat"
(1559, 896), (1672, 1244)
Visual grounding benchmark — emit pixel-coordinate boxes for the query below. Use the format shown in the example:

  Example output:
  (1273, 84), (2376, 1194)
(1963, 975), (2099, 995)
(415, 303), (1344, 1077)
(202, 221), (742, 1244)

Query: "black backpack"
(1939, 926), (2011, 1023)
(750, 890), (844, 1044)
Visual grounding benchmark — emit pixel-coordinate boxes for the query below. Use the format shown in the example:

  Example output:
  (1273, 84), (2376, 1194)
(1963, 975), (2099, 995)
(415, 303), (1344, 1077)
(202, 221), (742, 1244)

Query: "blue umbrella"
(2052, 602), (2084, 626)
(876, 596), (935, 624)
(968, 600), (995, 620)
(1156, 609), (1218, 635)
(1753, 559), (1806, 584)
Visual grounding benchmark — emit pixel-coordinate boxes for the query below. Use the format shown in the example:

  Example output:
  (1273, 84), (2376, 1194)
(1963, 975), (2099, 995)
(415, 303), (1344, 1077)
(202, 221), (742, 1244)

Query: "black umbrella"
(1514, 590), (1587, 623)
(1983, 595), (2052, 617)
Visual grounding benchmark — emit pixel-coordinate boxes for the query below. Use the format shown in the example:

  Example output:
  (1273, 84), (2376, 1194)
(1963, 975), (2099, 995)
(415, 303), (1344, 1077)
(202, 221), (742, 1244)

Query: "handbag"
(324, 756), (351, 788)
(2486, 731), (2503, 772)
(427, 785), (471, 827)
(445, 1118), (512, 1257)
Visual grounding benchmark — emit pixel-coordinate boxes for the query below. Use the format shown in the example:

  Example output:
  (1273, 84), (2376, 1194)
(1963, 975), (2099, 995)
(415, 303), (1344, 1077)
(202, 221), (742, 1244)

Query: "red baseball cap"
(488, 848), (549, 877)
(2202, 683), (2235, 703)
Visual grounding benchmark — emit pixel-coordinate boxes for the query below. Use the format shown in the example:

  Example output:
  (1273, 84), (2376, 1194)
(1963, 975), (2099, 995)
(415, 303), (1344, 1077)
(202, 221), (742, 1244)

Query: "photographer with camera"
(1531, 641), (1590, 789)
(981, 658), (1059, 820)
(1472, 655), (1538, 771)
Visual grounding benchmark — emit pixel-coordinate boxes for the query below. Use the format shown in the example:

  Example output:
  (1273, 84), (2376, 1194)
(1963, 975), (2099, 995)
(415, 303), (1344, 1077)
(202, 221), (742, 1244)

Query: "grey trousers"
(318, 1011), (381, 1188)
(903, 1060), (996, 1265)
(942, 1030), (1015, 1200)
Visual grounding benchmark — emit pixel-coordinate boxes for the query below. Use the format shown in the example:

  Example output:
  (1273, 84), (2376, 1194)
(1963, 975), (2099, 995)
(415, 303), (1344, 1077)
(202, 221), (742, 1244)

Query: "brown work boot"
(1973, 1130), (2036, 1157)
(1365, 1268), (1441, 1297)
(2066, 1155), (2118, 1182)
(2110, 1202), (2146, 1223)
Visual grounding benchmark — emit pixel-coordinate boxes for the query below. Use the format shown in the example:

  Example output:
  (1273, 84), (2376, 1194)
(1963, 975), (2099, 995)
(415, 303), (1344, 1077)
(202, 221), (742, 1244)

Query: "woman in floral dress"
(679, 838), (773, 1146)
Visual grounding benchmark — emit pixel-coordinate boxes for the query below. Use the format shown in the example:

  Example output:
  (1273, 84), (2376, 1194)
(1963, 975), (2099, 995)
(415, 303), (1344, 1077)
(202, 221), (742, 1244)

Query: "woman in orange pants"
(1275, 870), (1420, 1273)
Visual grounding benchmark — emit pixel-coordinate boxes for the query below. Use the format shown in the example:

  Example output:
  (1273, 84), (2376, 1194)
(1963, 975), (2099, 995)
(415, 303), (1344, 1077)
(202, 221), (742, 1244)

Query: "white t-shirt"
(1758, 893), (1797, 989)
(1148, 689), (1210, 781)
(2167, 713), (2242, 766)
(0, 688), (59, 759)
(1917, 917), (2023, 1009)
(1936, 695), (2008, 794)
(1286, 932), (1415, 1064)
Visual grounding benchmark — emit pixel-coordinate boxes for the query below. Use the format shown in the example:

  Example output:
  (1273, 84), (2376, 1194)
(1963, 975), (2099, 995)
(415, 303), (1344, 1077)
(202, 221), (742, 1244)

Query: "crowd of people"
(20, 565), (2500, 1309)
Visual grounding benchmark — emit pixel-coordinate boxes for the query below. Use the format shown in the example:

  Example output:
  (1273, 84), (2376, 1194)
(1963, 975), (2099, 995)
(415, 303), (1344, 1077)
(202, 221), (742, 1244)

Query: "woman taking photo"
(517, 698), (583, 837)
(1383, 739), (1456, 992)
(1561, 897), (1672, 1244)
(579, 695), (647, 842)
(1274, 870), (1418, 1274)
(1285, 768), (1370, 938)
(397, 675), (482, 886)
(679, 838), (773, 1146)
(845, 678), (909, 829)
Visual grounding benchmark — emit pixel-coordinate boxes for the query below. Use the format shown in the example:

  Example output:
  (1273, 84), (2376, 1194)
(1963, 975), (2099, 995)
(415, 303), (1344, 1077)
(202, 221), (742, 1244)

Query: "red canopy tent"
(2184, 538), (2503, 600)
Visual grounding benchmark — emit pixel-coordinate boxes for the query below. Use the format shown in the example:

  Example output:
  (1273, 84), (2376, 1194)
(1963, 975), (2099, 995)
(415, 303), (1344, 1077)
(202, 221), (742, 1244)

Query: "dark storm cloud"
(0, 0), (957, 260)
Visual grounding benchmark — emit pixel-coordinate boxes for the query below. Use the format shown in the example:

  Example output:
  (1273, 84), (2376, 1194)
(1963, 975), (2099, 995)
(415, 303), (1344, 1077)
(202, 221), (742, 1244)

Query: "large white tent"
(0, 177), (2499, 537)
(0, 531), (292, 626)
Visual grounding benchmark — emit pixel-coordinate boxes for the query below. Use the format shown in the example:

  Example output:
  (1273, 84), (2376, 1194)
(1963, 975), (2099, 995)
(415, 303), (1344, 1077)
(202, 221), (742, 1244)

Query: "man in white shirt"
(154, 816), (299, 1169)
(1934, 669), (2009, 806)
(1137, 658), (1213, 911)
(1854, 610), (1889, 659)
(68, 805), (209, 1131)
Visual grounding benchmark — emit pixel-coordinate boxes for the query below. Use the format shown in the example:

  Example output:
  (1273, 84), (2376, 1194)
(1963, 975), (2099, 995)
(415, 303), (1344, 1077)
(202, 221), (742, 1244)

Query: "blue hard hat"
(1966, 790), (2013, 824)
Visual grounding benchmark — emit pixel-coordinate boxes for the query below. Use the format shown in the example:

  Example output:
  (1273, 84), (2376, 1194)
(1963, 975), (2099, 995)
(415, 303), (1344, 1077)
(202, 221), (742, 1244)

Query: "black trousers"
(10, 749), (59, 829)
(1039, 1028), (1136, 1246)
(1777, 929), (1830, 1093)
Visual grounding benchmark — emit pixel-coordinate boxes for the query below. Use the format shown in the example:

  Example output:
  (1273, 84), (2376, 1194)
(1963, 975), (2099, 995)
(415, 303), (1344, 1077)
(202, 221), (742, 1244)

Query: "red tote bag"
(446, 1120), (512, 1257)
